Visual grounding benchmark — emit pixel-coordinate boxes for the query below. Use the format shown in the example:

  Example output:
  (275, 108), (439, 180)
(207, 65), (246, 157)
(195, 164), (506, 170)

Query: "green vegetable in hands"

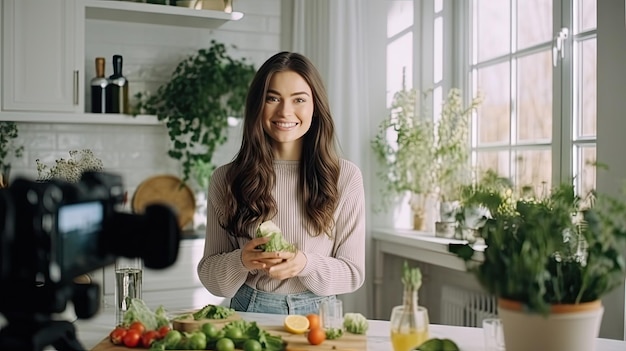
(256, 220), (296, 252)
(343, 312), (369, 334)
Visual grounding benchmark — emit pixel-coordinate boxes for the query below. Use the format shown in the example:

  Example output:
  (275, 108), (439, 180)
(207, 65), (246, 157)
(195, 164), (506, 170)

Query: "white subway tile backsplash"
(23, 133), (56, 150)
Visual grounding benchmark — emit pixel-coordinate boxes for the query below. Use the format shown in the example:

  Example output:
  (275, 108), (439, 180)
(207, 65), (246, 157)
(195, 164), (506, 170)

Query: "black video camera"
(0, 171), (181, 350)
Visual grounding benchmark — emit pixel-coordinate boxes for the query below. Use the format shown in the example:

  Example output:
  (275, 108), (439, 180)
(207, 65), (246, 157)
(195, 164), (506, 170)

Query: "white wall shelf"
(84, 0), (244, 28)
(0, 111), (161, 125)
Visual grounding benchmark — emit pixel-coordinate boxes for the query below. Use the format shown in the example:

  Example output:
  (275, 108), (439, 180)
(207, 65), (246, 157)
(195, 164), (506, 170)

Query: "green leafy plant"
(0, 121), (24, 174)
(449, 177), (626, 315)
(371, 88), (435, 215)
(432, 88), (482, 203)
(134, 40), (256, 186)
(371, 87), (482, 217)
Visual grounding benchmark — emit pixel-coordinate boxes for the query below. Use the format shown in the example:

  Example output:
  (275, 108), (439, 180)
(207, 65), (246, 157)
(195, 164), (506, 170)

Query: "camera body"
(0, 171), (181, 317)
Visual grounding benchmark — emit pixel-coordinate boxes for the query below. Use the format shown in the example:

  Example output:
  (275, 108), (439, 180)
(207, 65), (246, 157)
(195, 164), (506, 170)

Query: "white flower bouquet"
(36, 149), (104, 183)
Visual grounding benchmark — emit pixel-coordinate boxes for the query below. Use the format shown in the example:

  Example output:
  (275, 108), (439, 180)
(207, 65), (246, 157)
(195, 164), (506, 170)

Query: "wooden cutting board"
(172, 313), (242, 332)
(264, 326), (366, 351)
(90, 322), (366, 351)
(131, 174), (196, 229)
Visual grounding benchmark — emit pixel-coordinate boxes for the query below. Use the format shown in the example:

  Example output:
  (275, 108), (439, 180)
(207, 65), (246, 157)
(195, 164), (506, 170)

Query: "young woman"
(197, 52), (365, 315)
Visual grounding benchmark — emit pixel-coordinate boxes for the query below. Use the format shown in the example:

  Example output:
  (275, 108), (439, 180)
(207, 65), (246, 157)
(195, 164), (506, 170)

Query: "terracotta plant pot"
(498, 298), (604, 351)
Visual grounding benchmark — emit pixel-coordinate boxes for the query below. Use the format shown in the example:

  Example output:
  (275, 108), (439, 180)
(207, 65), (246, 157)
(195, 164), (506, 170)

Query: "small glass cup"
(390, 305), (429, 351)
(319, 299), (343, 330)
(114, 257), (143, 326)
(483, 318), (506, 351)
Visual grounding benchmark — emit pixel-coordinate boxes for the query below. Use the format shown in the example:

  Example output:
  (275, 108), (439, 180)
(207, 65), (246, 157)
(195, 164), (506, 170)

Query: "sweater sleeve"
(296, 160), (366, 296)
(196, 165), (250, 298)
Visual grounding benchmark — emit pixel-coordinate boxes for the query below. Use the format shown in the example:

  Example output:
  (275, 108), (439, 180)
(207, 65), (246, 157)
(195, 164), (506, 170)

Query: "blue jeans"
(230, 283), (336, 315)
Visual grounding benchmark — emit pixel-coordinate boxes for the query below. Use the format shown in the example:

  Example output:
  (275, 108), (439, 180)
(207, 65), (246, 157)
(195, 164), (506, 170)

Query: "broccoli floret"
(256, 220), (296, 252)
(343, 313), (369, 334)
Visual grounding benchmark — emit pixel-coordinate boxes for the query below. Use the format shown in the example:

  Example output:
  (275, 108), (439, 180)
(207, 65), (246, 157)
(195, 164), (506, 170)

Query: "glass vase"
(390, 289), (429, 351)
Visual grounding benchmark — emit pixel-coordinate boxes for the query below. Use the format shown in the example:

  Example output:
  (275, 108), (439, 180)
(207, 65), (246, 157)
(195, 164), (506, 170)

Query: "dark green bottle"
(106, 54), (129, 114)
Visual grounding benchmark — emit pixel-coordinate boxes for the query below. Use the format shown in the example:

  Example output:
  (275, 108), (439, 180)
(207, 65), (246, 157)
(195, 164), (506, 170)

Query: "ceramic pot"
(498, 298), (604, 351)
(413, 212), (425, 231)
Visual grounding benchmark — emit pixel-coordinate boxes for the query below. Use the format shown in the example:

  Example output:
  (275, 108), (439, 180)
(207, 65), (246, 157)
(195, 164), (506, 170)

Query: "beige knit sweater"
(197, 159), (366, 297)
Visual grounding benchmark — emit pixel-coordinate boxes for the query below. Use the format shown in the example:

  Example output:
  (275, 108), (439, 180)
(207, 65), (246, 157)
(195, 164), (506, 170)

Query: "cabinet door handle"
(73, 70), (79, 105)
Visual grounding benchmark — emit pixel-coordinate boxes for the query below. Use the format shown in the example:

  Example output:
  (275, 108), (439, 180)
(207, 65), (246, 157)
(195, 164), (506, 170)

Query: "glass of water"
(320, 299), (344, 330)
(115, 257), (142, 326)
(483, 318), (506, 351)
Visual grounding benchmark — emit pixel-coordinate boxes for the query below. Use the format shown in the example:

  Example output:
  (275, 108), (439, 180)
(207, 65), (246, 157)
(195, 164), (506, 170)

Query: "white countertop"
(69, 303), (626, 351)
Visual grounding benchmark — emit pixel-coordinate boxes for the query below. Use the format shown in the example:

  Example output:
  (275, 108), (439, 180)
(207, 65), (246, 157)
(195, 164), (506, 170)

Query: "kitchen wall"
(10, 0), (282, 210)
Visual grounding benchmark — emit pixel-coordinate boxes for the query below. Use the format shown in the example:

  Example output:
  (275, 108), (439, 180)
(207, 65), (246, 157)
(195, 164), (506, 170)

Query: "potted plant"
(371, 87), (481, 232)
(134, 39), (256, 187)
(449, 177), (626, 351)
(431, 89), (482, 236)
(371, 87), (435, 230)
(0, 121), (24, 188)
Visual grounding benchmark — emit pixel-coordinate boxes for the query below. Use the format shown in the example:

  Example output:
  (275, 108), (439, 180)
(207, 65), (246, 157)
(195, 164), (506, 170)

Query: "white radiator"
(440, 285), (498, 327)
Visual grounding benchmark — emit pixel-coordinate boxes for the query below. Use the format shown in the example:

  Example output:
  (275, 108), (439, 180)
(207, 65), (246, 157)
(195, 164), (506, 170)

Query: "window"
(466, 0), (597, 194)
(387, 1), (597, 194)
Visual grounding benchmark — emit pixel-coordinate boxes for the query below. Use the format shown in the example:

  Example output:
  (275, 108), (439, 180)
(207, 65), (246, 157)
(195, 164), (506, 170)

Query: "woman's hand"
(241, 236), (294, 271)
(266, 250), (307, 280)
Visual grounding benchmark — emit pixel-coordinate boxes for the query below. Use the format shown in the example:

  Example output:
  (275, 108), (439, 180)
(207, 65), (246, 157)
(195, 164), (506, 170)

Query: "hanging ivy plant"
(0, 121), (24, 174)
(134, 40), (256, 187)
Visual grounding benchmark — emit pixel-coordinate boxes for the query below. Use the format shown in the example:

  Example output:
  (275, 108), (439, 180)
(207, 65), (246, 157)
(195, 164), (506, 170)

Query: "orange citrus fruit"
(306, 313), (321, 330)
(307, 327), (326, 345)
(283, 314), (310, 334)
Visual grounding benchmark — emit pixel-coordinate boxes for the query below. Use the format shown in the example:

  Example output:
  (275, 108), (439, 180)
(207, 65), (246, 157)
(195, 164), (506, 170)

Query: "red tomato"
(141, 330), (160, 348)
(157, 325), (171, 339)
(128, 321), (146, 334)
(109, 327), (127, 345)
(123, 329), (142, 348)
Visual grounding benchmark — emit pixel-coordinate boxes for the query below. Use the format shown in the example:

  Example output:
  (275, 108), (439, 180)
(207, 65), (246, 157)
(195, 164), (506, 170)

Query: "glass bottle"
(90, 57), (108, 113)
(390, 263), (429, 351)
(106, 54), (129, 114)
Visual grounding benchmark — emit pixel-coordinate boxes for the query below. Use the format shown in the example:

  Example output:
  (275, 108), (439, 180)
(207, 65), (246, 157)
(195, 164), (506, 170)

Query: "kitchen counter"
(69, 300), (626, 351)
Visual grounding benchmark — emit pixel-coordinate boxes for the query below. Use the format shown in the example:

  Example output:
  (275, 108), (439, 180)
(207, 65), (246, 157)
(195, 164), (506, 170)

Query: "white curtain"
(292, 0), (372, 317)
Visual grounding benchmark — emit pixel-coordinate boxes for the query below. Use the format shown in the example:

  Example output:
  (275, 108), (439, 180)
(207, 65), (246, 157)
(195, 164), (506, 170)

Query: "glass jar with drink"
(390, 261), (429, 351)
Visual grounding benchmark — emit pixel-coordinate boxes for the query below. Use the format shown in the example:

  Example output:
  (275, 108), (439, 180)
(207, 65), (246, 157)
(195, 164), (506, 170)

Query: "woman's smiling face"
(262, 70), (314, 158)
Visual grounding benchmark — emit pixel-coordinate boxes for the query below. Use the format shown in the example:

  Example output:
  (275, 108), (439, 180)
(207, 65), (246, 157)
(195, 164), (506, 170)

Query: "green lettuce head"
(256, 220), (296, 252)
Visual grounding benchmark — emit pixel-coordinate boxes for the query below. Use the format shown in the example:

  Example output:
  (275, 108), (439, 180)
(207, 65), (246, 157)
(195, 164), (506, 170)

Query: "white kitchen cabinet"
(0, 0), (243, 124)
(1, 0), (84, 113)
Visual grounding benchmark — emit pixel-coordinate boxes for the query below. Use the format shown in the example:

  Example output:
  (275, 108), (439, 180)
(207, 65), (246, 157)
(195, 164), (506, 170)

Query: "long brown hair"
(221, 52), (340, 238)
